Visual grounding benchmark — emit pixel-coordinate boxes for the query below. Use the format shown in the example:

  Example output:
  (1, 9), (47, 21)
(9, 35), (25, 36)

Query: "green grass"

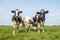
(0, 26), (60, 40)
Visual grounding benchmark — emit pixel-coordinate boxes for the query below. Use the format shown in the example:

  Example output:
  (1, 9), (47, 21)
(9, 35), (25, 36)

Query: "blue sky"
(0, 0), (60, 26)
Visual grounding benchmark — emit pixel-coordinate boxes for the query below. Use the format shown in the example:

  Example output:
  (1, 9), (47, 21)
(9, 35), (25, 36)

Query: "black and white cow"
(11, 9), (22, 35)
(33, 9), (49, 32)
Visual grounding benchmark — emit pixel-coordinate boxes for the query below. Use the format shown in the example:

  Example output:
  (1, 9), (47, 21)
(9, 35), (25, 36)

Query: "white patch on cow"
(41, 11), (44, 13)
(36, 14), (39, 21)
(15, 10), (19, 16)
(25, 16), (30, 21)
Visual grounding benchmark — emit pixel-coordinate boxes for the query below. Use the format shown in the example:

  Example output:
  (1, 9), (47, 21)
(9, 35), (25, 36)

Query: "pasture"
(0, 26), (60, 40)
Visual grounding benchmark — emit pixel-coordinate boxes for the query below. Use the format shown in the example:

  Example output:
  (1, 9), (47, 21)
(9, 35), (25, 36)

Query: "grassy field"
(0, 26), (60, 40)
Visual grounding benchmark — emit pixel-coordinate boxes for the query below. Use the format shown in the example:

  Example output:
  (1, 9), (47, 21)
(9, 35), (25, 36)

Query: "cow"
(22, 16), (33, 31)
(33, 9), (49, 32)
(11, 9), (22, 35)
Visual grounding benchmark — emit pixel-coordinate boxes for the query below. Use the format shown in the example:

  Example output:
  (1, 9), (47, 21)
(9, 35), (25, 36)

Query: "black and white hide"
(11, 9), (22, 35)
(33, 9), (49, 32)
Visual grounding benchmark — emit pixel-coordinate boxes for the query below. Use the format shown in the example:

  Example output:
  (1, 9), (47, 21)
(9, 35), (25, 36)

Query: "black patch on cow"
(33, 15), (38, 22)
(12, 15), (22, 23)
(38, 15), (41, 22)
(40, 14), (45, 21)
(33, 17), (36, 22)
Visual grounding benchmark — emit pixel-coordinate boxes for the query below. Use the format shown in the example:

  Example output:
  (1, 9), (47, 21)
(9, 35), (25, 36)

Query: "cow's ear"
(11, 11), (15, 13)
(45, 10), (49, 13)
(36, 12), (40, 14)
(19, 11), (22, 13)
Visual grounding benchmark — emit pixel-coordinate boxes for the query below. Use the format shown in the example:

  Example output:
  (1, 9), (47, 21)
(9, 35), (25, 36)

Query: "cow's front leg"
(41, 21), (45, 32)
(16, 21), (20, 30)
(13, 24), (16, 35)
(12, 21), (17, 35)
(16, 25), (19, 33)
(37, 23), (40, 33)
(28, 25), (30, 31)
(25, 25), (28, 32)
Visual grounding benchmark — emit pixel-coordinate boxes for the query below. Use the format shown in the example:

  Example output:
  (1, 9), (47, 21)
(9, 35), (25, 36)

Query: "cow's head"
(37, 9), (49, 14)
(11, 9), (22, 16)
(36, 9), (49, 21)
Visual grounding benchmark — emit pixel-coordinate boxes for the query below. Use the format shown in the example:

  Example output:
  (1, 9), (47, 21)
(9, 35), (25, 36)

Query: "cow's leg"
(28, 25), (30, 31)
(13, 25), (16, 35)
(16, 22), (20, 30)
(33, 22), (37, 32)
(37, 23), (40, 32)
(16, 24), (19, 33)
(41, 21), (45, 32)
(25, 25), (28, 32)
(25, 24), (30, 32)
(12, 21), (16, 35)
